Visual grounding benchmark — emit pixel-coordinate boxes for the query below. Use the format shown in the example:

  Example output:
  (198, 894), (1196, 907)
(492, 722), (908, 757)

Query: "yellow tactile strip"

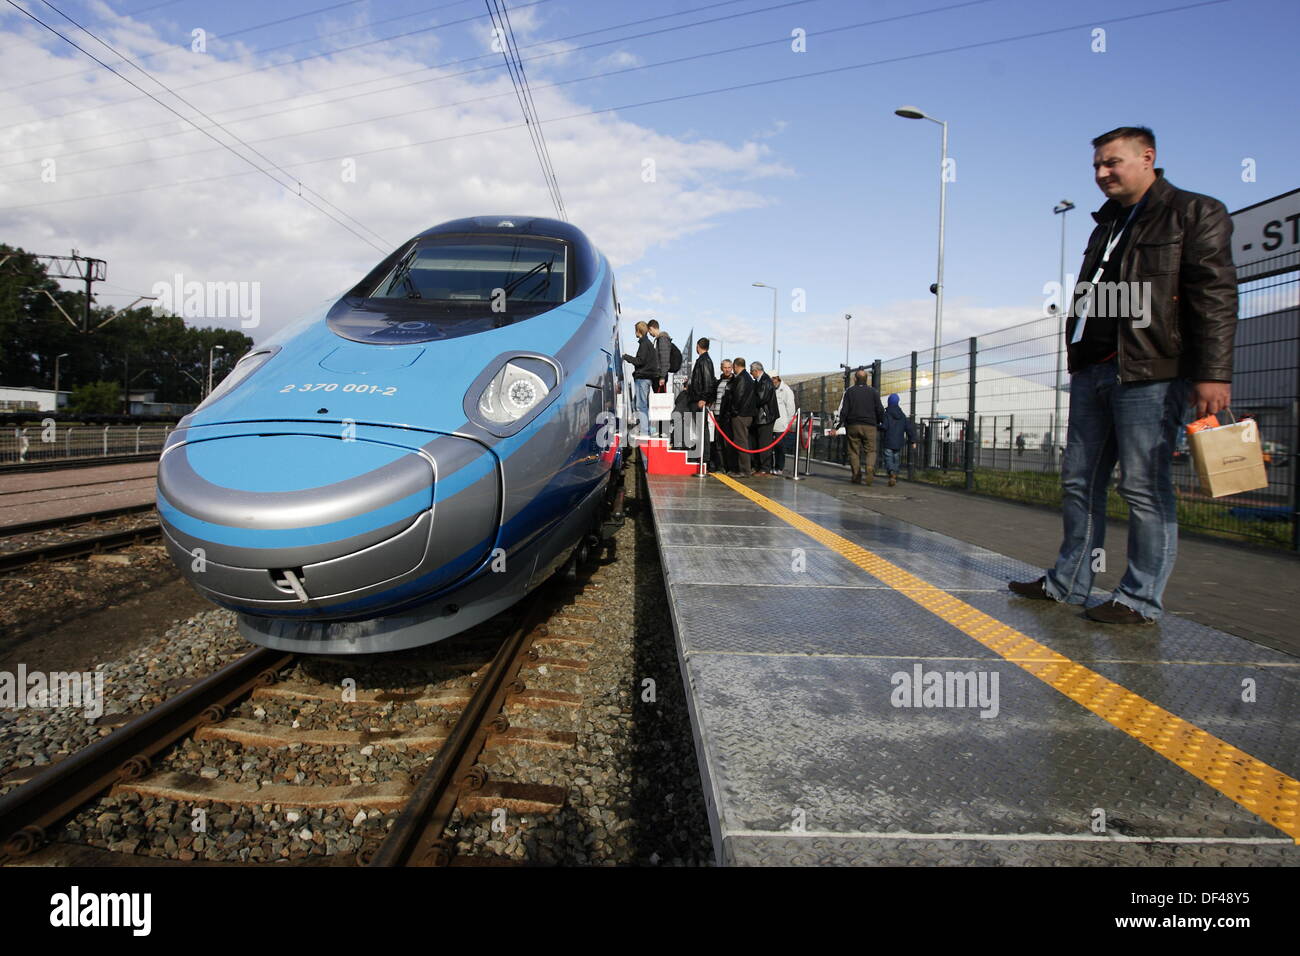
(712, 473), (1300, 842)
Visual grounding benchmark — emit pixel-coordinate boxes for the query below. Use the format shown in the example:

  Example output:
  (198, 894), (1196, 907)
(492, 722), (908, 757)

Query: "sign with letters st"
(1231, 187), (1300, 279)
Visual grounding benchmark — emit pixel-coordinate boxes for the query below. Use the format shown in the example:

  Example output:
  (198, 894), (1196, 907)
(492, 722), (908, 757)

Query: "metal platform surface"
(646, 472), (1300, 866)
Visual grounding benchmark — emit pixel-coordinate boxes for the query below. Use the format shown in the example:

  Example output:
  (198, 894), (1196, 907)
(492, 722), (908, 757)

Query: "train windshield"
(369, 236), (568, 312)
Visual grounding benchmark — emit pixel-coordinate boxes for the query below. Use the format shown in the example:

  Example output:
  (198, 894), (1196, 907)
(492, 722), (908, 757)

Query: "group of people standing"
(622, 326), (796, 477)
(706, 354), (796, 477)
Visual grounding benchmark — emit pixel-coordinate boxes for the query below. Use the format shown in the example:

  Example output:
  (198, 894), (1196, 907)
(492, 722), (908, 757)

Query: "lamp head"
(894, 106), (926, 120)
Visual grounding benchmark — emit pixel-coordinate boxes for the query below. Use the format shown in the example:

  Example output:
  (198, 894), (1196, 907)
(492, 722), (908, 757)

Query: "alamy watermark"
(1043, 277), (1153, 328)
(151, 273), (260, 328)
(890, 664), (1000, 718)
(1, 664), (105, 719)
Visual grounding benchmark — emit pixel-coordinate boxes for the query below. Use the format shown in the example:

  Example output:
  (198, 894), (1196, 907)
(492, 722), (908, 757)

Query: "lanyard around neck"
(1070, 200), (1145, 343)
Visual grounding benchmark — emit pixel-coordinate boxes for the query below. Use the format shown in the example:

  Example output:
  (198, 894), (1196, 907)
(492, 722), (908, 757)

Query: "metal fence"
(0, 423), (173, 464)
(794, 253), (1299, 549)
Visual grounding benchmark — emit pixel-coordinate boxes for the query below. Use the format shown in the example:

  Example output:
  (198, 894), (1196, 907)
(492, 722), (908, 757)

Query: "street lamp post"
(841, 313), (852, 389)
(752, 282), (777, 369)
(207, 344), (225, 397)
(54, 352), (69, 406)
(776, 349), (782, 375)
(1051, 199), (1075, 470)
(895, 105), (948, 428)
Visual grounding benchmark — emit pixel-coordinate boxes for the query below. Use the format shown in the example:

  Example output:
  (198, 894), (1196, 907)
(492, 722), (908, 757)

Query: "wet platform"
(645, 469), (1300, 866)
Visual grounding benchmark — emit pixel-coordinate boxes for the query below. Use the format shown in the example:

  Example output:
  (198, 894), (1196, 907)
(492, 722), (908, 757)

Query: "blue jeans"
(634, 378), (652, 437)
(1043, 360), (1191, 620)
(883, 447), (902, 474)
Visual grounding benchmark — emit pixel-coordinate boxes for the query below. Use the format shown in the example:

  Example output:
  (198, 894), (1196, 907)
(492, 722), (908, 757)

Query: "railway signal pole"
(0, 251), (107, 331)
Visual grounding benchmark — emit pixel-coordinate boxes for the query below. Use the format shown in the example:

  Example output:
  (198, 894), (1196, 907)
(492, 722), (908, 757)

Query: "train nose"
(156, 431), (499, 617)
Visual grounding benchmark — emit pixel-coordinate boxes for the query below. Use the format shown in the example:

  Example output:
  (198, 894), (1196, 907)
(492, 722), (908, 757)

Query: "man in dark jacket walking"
(723, 357), (757, 477)
(621, 320), (656, 440)
(838, 369), (886, 484)
(1010, 126), (1236, 626)
(880, 393), (917, 486)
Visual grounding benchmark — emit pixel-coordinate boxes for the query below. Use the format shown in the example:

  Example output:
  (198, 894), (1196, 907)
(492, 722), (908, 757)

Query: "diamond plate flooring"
(645, 472), (1300, 866)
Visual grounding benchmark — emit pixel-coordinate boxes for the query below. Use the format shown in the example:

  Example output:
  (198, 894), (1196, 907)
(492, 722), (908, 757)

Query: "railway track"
(0, 513), (162, 574)
(0, 453), (159, 475)
(0, 565), (609, 867)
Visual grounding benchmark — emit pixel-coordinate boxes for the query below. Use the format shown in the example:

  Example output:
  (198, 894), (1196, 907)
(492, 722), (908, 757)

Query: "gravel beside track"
(0, 541), (175, 645)
(446, 467), (713, 865)
(1, 610), (250, 797)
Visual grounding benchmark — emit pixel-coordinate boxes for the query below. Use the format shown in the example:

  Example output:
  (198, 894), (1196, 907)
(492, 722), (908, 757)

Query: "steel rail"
(0, 502), (155, 537)
(0, 453), (158, 475)
(0, 522), (162, 573)
(366, 592), (549, 867)
(0, 647), (294, 860)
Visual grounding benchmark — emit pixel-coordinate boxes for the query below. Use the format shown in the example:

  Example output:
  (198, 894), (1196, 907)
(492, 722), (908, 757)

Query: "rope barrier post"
(696, 407), (707, 478)
(791, 408), (802, 481)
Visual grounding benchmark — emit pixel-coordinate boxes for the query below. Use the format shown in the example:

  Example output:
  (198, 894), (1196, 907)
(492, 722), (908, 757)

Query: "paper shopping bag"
(648, 390), (674, 422)
(1187, 414), (1268, 498)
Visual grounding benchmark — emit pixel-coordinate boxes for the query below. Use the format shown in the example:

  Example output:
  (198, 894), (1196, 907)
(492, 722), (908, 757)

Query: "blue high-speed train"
(156, 216), (627, 653)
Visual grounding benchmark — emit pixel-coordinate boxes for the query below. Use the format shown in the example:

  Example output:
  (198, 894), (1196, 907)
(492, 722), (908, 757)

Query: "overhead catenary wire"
(0, 0), (477, 95)
(4, 0), (392, 252)
(1, 0), (937, 181)
(0, 0), (759, 158)
(0, 0), (1231, 216)
(501, 0), (566, 220)
(485, 0), (565, 220)
(0, 0), (560, 122)
(0, 0), (805, 132)
(0, 0), (773, 161)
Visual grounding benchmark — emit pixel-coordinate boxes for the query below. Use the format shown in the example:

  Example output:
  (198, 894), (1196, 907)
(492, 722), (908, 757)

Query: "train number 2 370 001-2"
(279, 383), (398, 395)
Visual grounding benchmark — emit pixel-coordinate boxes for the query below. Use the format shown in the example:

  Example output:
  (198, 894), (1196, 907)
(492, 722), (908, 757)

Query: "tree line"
(0, 243), (253, 412)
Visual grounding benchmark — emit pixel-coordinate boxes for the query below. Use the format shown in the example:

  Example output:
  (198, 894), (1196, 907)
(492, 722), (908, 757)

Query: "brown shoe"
(888, 475), (897, 487)
(1085, 600), (1155, 625)
(1008, 576), (1054, 601)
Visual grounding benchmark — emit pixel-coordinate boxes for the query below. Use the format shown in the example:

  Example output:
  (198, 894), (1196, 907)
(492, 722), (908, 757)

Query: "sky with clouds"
(0, 0), (1296, 376)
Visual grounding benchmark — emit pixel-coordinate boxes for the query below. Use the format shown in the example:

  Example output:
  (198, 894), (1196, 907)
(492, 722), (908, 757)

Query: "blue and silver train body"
(156, 216), (627, 653)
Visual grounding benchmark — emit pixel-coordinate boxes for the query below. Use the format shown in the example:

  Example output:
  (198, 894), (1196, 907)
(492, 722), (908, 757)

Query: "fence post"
(135, 425), (141, 453)
(1009, 413), (1015, 471)
(1293, 353), (1299, 551)
(696, 408), (707, 478)
(103, 425), (110, 456)
(909, 351), (917, 478)
(965, 336), (977, 491)
(66, 426), (73, 457)
(791, 408), (802, 481)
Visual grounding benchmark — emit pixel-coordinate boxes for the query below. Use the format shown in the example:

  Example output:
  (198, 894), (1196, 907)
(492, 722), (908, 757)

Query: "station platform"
(645, 466), (1300, 866)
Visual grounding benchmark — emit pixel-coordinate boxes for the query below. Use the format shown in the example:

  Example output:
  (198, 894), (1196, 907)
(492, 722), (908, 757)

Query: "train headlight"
(478, 360), (550, 424)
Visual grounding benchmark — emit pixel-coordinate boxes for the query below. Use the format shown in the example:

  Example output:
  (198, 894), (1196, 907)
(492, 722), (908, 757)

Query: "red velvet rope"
(706, 409), (797, 454)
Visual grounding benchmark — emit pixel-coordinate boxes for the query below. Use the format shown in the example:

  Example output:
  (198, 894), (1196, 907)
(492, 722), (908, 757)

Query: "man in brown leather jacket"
(1010, 126), (1236, 625)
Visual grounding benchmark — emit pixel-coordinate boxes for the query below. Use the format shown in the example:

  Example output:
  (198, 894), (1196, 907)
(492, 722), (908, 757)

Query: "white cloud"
(0, 7), (786, 343)
(595, 50), (641, 70)
(791, 297), (1046, 368)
